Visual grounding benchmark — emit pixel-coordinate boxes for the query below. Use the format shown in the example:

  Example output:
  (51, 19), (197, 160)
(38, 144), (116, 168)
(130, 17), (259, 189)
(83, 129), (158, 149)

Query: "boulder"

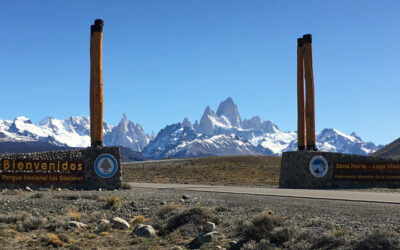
(190, 231), (220, 248)
(68, 221), (87, 229)
(132, 224), (156, 238)
(97, 219), (110, 232)
(198, 231), (219, 244)
(111, 217), (130, 229)
(204, 222), (216, 233)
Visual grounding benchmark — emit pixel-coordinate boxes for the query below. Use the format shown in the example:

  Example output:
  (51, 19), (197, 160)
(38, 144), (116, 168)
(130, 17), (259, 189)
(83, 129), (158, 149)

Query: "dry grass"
(105, 196), (122, 210)
(123, 155), (281, 186)
(130, 215), (147, 226)
(66, 206), (83, 221)
(42, 233), (64, 247)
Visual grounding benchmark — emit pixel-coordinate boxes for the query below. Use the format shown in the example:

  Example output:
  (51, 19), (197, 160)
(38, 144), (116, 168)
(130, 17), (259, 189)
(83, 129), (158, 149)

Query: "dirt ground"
(0, 186), (399, 249)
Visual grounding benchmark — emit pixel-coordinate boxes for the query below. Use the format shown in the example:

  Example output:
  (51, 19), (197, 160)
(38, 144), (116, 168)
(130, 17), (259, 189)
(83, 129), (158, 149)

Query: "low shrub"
(81, 193), (100, 200)
(17, 217), (45, 232)
(157, 203), (183, 220)
(2, 189), (22, 195)
(122, 182), (132, 189)
(241, 239), (276, 250)
(241, 211), (285, 242)
(105, 196), (122, 210)
(269, 227), (291, 246)
(30, 193), (44, 199)
(66, 206), (83, 221)
(0, 212), (31, 224)
(160, 207), (219, 235)
(215, 206), (228, 213)
(45, 217), (68, 233)
(42, 233), (64, 247)
(354, 230), (400, 250)
(333, 228), (347, 238)
(311, 232), (345, 249)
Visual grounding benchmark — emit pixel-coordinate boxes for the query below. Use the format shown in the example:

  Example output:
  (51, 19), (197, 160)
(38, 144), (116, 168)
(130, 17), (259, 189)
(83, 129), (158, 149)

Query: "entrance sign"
(280, 151), (400, 189)
(0, 19), (123, 190)
(94, 154), (118, 178)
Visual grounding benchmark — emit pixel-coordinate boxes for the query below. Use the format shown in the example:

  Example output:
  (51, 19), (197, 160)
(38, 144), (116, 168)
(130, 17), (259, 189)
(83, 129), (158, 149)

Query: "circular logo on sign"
(94, 154), (118, 178)
(309, 155), (328, 178)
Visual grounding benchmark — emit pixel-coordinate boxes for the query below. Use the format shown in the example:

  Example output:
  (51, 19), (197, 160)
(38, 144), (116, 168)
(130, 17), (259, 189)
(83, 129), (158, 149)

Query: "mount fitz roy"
(0, 98), (382, 159)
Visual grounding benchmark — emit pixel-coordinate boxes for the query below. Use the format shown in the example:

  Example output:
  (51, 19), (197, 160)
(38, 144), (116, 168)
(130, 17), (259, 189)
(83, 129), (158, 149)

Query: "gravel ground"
(0, 186), (400, 249)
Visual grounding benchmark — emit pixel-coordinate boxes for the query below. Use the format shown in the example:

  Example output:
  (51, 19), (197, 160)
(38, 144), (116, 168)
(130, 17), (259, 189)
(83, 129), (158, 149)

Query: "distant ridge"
(0, 97), (383, 159)
(370, 137), (400, 160)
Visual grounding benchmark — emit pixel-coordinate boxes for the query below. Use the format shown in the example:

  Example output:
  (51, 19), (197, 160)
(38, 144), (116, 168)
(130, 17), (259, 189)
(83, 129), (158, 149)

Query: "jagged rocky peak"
(8, 116), (34, 134)
(243, 116), (278, 133)
(203, 106), (214, 116)
(37, 116), (55, 126)
(350, 132), (362, 141)
(216, 97), (242, 128)
(14, 116), (33, 124)
(103, 113), (150, 152)
(182, 117), (192, 128)
(199, 106), (216, 135)
(243, 116), (263, 130)
(120, 113), (128, 129)
(193, 120), (200, 131)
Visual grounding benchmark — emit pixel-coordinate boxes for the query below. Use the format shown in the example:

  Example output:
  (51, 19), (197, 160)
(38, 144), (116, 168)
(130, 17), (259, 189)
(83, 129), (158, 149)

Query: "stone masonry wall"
(279, 151), (400, 189)
(0, 147), (122, 190)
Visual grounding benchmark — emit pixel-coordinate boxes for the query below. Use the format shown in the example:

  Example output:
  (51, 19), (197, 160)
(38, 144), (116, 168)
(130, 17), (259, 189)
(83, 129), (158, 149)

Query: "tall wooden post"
(297, 38), (306, 151)
(90, 19), (104, 147)
(303, 34), (317, 151)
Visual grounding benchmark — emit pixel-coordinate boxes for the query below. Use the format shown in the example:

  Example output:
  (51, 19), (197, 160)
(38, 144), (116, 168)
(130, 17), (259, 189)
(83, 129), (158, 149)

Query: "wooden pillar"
(303, 34), (317, 151)
(90, 19), (104, 147)
(297, 38), (306, 150)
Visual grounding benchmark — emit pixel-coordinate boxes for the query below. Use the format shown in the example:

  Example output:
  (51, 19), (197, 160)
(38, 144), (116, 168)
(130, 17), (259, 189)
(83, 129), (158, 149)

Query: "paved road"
(129, 182), (400, 204)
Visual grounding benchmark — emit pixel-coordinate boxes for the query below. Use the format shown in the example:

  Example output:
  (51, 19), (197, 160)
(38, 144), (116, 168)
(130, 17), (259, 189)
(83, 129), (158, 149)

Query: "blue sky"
(0, 1), (399, 145)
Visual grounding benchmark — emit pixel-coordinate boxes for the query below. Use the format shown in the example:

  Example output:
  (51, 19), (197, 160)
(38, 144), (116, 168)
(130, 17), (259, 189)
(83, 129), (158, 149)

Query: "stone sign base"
(0, 147), (122, 190)
(279, 151), (400, 189)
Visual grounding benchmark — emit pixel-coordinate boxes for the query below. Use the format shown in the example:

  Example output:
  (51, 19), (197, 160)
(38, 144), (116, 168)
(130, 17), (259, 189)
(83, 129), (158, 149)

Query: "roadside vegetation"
(123, 156), (281, 187)
(0, 187), (399, 249)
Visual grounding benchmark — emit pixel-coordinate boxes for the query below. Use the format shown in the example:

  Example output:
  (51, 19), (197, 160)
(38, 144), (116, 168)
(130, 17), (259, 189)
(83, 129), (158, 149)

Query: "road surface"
(128, 182), (400, 204)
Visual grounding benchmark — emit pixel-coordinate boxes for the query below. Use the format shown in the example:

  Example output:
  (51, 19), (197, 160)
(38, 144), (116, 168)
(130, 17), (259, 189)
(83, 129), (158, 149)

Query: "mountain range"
(0, 97), (383, 160)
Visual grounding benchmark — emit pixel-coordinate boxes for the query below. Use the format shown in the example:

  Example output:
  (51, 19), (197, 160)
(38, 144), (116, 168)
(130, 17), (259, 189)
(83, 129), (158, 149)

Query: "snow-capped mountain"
(103, 113), (150, 152)
(142, 120), (273, 159)
(0, 97), (383, 159)
(0, 114), (150, 152)
(143, 97), (382, 159)
(284, 129), (379, 155)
